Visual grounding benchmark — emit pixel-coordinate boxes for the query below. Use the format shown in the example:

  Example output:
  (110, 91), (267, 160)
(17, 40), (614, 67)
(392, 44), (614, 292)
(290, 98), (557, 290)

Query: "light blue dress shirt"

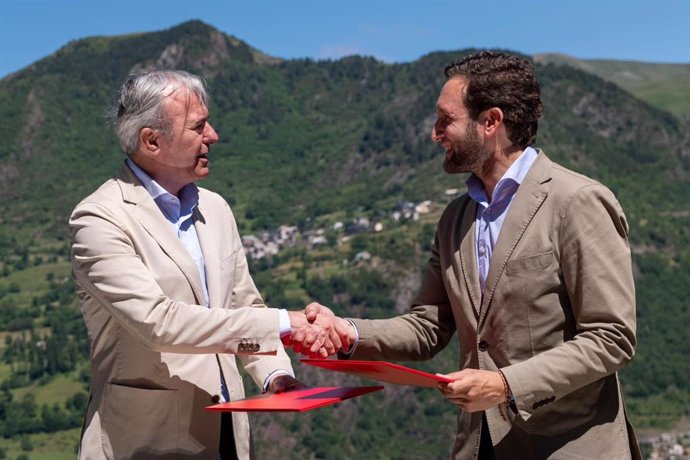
(466, 147), (539, 292)
(126, 159), (210, 304)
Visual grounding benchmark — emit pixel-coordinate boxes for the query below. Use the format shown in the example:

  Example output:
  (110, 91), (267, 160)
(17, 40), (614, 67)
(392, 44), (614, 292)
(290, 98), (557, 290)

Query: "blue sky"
(1, 0), (689, 78)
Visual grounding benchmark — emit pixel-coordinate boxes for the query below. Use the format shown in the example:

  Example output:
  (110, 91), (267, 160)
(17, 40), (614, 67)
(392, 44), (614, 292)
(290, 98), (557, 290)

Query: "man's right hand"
(286, 303), (355, 358)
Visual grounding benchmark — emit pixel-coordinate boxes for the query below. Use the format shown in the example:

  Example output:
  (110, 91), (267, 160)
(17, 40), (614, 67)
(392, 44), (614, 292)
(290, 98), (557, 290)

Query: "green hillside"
(535, 53), (690, 118)
(1, 20), (689, 458)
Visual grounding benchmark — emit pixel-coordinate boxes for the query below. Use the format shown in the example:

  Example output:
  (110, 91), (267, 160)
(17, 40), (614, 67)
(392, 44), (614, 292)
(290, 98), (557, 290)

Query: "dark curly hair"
(444, 51), (543, 147)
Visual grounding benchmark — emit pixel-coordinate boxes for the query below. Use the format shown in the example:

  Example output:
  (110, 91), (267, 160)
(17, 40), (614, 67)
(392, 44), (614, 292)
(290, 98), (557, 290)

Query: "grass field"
(13, 371), (84, 407)
(1, 427), (81, 459)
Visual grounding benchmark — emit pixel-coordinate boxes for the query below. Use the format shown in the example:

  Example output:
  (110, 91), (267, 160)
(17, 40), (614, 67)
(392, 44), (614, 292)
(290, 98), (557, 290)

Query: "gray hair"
(113, 69), (209, 155)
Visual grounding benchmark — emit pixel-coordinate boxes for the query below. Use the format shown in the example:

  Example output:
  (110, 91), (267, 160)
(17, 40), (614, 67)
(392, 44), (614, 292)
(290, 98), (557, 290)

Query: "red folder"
(205, 386), (383, 412)
(301, 359), (453, 388)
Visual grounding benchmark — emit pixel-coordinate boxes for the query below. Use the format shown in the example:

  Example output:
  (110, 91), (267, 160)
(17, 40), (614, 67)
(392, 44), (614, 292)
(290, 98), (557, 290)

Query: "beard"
(442, 122), (489, 175)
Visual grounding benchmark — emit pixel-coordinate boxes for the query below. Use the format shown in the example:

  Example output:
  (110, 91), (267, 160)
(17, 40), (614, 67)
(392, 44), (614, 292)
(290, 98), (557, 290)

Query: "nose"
(431, 119), (443, 142)
(204, 123), (219, 144)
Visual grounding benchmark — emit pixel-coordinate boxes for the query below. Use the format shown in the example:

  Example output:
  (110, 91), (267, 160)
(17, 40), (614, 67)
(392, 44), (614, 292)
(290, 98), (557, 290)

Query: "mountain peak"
(5, 19), (279, 84)
(126, 19), (281, 74)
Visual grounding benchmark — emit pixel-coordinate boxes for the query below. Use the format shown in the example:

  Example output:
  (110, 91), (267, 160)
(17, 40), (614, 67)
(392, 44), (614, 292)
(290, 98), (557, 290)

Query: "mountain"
(1, 20), (689, 458)
(535, 53), (690, 118)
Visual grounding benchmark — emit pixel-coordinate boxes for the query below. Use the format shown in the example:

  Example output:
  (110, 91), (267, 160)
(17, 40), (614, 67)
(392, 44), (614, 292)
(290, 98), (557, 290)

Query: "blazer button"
(211, 394), (221, 404)
(478, 340), (488, 351)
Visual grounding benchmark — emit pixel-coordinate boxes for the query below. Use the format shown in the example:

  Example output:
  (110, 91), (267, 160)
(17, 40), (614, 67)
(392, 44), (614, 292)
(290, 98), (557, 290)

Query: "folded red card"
(205, 386), (383, 412)
(302, 359), (453, 388)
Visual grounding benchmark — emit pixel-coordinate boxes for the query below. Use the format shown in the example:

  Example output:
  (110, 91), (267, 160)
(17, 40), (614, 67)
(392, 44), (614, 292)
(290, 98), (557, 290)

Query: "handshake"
(285, 303), (356, 359)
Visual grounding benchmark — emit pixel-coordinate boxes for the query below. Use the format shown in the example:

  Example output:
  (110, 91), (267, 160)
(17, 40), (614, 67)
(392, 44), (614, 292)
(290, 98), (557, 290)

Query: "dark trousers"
(219, 412), (238, 460)
(479, 413), (497, 460)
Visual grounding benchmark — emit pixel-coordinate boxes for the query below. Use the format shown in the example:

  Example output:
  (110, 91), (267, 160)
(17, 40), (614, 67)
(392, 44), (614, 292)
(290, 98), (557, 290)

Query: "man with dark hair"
(309, 51), (640, 459)
(70, 69), (342, 460)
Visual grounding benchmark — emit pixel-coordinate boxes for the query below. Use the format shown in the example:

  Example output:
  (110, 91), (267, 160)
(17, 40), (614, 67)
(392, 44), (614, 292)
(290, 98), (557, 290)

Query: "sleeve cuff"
(263, 369), (295, 392)
(278, 308), (291, 338)
(339, 319), (360, 357)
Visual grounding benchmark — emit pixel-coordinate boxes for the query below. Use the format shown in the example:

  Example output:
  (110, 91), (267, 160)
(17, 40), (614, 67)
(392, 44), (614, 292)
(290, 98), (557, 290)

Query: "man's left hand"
(436, 369), (505, 412)
(268, 374), (307, 394)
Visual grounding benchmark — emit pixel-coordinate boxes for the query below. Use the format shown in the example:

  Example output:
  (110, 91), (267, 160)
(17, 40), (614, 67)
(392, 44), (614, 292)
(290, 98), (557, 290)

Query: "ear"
(482, 107), (504, 136)
(139, 127), (160, 155)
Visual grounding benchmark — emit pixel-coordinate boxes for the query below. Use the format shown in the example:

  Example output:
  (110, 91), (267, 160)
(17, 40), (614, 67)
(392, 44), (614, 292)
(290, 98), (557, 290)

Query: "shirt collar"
(126, 158), (169, 200)
(125, 158), (200, 219)
(466, 146), (539, 206)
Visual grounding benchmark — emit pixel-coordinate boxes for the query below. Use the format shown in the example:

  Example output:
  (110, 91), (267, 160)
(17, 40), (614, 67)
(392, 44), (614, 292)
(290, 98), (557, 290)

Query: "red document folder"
(205, 386), (383, 412)
(301, 359), (454, 388)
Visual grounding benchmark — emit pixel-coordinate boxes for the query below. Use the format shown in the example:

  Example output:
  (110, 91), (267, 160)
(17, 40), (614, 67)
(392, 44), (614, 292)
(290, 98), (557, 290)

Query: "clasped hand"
(285, 303), (354, 358)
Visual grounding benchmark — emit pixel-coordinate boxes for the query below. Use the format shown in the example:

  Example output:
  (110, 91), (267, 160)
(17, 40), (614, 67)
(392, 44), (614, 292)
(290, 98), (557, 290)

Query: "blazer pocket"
(101, 383), (178, 459)
(505, 251), (555, 275)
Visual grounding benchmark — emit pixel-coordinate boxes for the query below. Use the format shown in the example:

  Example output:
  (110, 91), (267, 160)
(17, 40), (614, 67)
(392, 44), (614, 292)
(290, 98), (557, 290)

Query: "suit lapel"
(194, 202), (222, 309)
(117, 164), (207, 306)
(479, 152), (552, 327)
(458, 199), (483, 318)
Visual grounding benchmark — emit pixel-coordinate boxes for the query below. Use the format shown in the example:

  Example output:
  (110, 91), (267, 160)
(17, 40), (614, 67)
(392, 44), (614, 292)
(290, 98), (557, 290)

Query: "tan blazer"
(70, 164), (292, 459)
(350, 152), (641, 459)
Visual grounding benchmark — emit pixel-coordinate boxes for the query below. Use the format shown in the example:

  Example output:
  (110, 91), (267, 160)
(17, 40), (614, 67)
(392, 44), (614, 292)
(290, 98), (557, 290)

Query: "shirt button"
(478, 340), (488, 351)
(211, 394), (221, 404)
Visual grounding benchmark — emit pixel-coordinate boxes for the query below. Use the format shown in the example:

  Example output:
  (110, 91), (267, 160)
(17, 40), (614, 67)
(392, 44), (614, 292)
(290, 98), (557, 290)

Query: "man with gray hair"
(70, 69), (343, 459)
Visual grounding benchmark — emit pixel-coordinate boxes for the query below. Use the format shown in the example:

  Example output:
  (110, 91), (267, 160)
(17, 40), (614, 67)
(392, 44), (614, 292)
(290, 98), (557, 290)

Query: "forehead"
(163, 89), (208, 122)
(436, 77), (467, 113)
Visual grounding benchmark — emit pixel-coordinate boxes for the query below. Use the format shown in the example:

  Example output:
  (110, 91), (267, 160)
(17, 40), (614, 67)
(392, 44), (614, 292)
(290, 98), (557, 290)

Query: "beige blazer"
(70, 164), (292, 460)
(350, 152), (641, 459)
